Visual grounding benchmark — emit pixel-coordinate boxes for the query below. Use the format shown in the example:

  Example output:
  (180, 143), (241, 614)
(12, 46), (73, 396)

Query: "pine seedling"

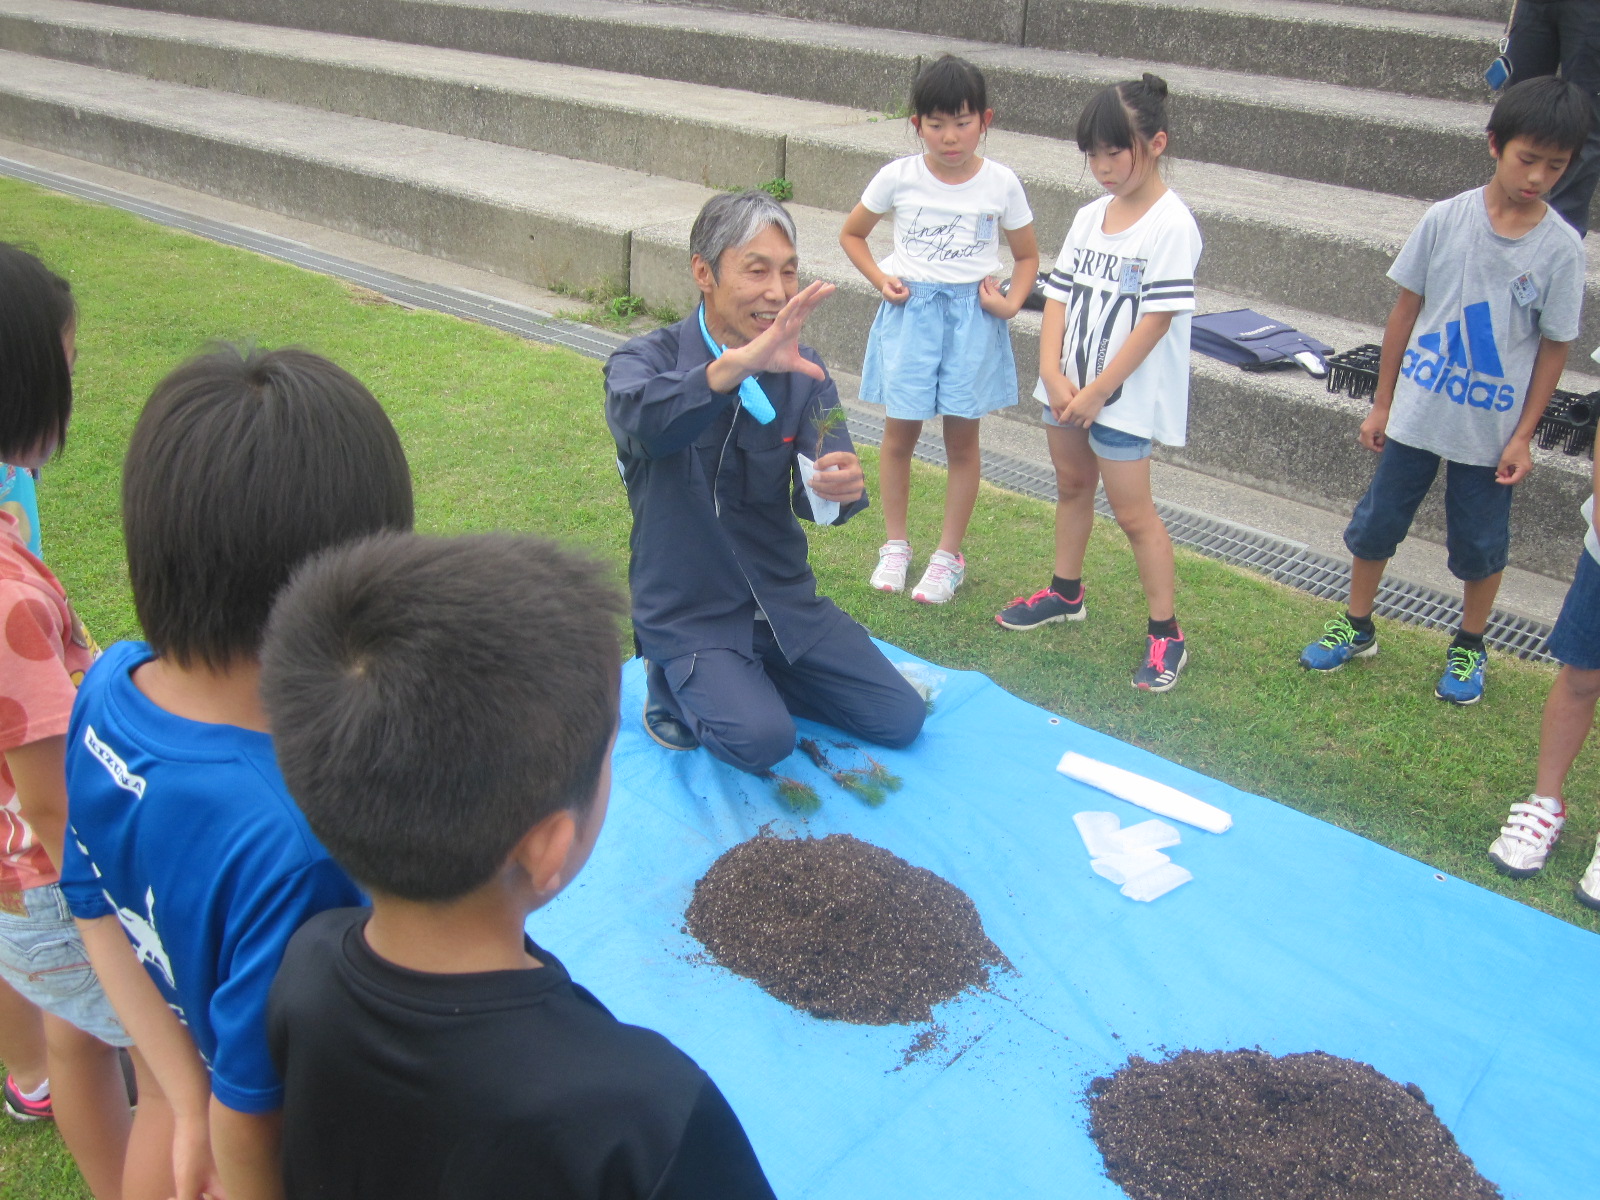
(857, 755), (903, 794)
(813, 402), (847, 460)
(761, 771), (821, 814)
(833, 770), (888, 807)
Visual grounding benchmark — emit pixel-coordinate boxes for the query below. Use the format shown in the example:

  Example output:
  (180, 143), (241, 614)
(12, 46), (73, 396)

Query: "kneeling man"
(605, 190), (925, 772)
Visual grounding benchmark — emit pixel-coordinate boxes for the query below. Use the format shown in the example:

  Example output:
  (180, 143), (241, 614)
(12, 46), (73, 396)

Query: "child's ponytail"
(1075, 72), (1171, 158)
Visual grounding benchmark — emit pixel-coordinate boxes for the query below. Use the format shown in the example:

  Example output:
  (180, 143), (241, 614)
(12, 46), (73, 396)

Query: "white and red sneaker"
(912, 550), (965, 604)
(1488, 794), (1565, 878)
(870, 541), (913, 593)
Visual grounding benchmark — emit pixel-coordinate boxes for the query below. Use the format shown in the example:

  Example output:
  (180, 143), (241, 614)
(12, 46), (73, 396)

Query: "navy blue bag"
(1190, 309), (1333, 377)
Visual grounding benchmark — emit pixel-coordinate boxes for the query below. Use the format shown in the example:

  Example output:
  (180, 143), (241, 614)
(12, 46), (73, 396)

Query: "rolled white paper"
(1057, 751), (1232, 834)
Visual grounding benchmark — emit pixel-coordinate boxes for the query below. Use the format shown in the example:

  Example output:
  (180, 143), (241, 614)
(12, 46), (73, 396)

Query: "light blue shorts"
(860, 280), (1018, 420)
(0, 883), (131, 1047)
(1039, 406), (1155, 461)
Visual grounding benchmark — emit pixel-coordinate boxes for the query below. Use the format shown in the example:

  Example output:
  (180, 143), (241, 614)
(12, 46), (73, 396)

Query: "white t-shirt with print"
(1037, 189), (1202, 446)
(860, 155), (1034, 284)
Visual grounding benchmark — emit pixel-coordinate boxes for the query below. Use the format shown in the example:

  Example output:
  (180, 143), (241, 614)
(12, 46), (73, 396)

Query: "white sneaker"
(912, 550), (965, 604)
(1488, 794), (1565, 878)
(870, 541), (912, 593)
(1577, 833), (1600, 911)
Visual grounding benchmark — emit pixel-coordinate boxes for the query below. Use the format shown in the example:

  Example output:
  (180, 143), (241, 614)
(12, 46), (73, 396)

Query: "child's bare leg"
(1535, 665), (1600, 800)
(123, 1050), (176, 1200)
(1460, 572), (1502, 636)
(43, 1014), (130, 1200)
(1046, 425), (1098, 580)
(1099, 456), (1175, 620)
(936, 416), (982, 555)
(1347, 557), (1387, 619)
(0, 977), (47, 1093)
(878, 417), (923, 543)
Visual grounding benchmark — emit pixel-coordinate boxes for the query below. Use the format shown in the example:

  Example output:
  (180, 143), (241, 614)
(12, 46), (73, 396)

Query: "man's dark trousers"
(647, 617), (925, 774)
(1509, 0), (1600, 235)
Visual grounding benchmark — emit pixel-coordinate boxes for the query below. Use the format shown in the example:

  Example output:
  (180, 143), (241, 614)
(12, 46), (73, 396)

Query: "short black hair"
(0, 243), (75, 463)
(123, 344), (413, 670)
(1487, 75), (1592, 156)
(1077, 73), (1171, 158)
(911, 54), (986, 119)
(260, 532), (624, 902)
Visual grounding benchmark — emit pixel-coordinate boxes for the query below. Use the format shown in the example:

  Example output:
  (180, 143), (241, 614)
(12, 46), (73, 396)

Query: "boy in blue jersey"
(61, 346), (413, 1200)
(260, 533), (776, 1199)
(1299, 76), (1591, 705)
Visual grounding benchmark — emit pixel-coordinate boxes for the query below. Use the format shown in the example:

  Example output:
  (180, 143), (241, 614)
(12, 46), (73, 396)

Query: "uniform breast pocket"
(736, 427), (796, 506)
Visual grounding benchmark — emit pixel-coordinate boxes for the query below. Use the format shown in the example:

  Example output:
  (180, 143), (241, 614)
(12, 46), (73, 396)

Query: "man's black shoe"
(643, 696), (698, 752)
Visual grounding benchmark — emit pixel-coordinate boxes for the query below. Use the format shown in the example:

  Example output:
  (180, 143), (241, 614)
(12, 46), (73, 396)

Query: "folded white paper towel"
(1057, 751), (1232, 834)
(1120, 861), (1193, 902)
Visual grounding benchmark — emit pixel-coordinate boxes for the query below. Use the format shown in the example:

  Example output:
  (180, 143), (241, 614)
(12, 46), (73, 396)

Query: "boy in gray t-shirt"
(1299, 76), (1591, 705)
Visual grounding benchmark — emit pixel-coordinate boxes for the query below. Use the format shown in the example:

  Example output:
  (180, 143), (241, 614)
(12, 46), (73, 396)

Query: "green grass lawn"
(2, 175), (1598, 1194)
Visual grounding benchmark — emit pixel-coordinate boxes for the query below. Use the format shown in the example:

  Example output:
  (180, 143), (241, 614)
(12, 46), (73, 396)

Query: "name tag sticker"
(1118, 259), (1146, 296)
(1511, 271), (1538, 307)
(976, 213), (997, 242)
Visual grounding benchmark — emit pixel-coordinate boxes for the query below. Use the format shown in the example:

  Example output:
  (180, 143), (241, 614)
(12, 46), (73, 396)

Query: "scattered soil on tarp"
(1087, 1049), (1501, 1200)
(685, 833), (1008, 1024)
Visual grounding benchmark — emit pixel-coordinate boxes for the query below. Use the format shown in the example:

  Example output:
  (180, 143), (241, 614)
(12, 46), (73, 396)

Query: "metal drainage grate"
(2, 156), (1555, 662)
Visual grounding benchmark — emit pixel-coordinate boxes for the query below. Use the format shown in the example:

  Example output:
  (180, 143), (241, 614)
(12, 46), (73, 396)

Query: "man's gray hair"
(689, 190), (798, 280)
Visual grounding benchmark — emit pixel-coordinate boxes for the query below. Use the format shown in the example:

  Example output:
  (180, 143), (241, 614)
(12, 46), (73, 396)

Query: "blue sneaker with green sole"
(1299, 614), (1377, 672)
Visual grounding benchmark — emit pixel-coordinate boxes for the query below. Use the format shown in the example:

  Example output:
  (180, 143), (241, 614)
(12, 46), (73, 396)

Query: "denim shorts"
(1038, 406), (1155, 461)
(0, 883), (130, 1047)
(1548, 549), (1600, 670)
(859, 280), (1018, 420)
(1343, 438), (1512, 582)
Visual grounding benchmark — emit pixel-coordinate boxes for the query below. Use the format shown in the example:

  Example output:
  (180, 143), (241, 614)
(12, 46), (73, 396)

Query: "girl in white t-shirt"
(840, 55), (1038, 604)
(994, 74), (1203, 693)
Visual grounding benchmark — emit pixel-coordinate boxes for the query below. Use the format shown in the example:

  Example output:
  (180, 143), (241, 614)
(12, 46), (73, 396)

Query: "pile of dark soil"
(1087, 1049), (1501, 1200)
(685, 833), (1006, 1024)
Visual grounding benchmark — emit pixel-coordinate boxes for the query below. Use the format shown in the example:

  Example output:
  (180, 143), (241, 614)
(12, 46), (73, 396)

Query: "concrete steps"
(1, 0), (1591, 579)
(63, 0), (1510, 205)
(639, 0), (1502, 102)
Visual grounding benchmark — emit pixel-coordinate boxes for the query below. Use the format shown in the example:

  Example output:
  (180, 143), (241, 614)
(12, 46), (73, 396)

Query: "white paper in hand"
(797, 452), (841, 526)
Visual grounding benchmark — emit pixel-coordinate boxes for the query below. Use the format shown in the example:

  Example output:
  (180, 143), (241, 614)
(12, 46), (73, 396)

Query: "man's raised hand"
(730, 281), (836, 382)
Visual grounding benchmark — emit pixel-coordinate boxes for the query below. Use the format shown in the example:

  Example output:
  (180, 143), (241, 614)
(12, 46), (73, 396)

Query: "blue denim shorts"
(1343, 438), (1512, 582)
(860, 280), (1018, 420)
(0, 883), (130, 1047)
(1038, 406), (1155, 461)
(1548, 549), (1600, 670)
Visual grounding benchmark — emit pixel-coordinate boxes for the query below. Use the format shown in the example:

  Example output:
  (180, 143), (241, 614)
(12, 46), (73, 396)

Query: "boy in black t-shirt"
(259, 532), (776, 1200)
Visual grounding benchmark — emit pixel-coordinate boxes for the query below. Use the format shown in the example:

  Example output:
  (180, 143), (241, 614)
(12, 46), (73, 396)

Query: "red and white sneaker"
(1488, 794), (1565, 879)
(3, 1076), (51, 1122)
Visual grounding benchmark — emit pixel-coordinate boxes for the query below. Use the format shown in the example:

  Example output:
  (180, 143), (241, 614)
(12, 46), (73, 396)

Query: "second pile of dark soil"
(685, 833), (1006, 1024)
(1087, 1048), (1501, 1200)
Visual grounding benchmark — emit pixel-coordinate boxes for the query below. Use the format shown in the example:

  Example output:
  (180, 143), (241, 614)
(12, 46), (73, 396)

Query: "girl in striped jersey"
(995, 74), (1204, 693)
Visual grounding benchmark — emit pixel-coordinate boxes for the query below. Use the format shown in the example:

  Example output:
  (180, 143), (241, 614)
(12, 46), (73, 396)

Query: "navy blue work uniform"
(604, 311), (925, 772)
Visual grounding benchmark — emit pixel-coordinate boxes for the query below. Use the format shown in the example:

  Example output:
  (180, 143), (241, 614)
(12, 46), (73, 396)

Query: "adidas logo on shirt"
(1399, 301), (1517, 412)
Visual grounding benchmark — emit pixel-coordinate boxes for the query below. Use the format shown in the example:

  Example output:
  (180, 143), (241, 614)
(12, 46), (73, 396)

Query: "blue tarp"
(533, 649), (1600, 1199)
